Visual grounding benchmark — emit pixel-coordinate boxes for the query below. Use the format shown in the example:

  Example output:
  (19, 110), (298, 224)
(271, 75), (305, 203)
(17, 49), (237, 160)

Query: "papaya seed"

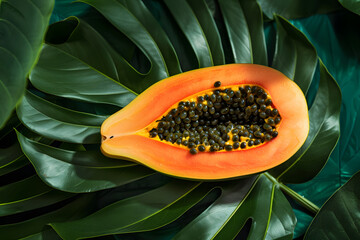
(148, 84), (281, 153)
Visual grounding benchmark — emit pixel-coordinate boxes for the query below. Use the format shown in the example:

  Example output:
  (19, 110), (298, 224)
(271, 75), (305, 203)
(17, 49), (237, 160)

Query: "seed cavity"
(148, 84), (281, 154)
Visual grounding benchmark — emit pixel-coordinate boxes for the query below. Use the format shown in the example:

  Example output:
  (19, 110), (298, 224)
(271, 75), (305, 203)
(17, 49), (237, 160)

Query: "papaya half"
(101, 64), (309, 180)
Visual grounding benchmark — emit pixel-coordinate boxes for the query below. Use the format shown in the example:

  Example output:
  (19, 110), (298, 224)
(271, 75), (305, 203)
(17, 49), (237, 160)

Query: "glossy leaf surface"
(272, 15), (317, 96)
(17, 91), (106, 144)
(0, 0), (54, 128)
(17, 130), (154, 193)
(173, 175), (295, 240)
(338, 0), (360, 15)
(304, 171), (360, 239)
(257, 0), (342, 20)
(270, 60), (341, 183)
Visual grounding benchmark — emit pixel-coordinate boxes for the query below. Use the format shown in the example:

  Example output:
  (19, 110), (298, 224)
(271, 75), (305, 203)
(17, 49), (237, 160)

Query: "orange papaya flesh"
(101, 64), (309, 180)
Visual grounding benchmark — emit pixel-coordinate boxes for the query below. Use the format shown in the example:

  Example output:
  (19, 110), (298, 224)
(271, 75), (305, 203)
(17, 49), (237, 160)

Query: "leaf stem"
(263, 172), (320, 215)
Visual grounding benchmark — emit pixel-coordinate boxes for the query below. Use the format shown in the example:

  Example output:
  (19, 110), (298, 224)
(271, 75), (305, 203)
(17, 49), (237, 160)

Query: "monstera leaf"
(0, 0), (54, 128)
(2, 0), (357, 239)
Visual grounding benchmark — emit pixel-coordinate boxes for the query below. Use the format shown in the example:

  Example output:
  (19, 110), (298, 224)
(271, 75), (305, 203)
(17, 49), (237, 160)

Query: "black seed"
(182, 140), (188, 146)
(248, 140), (254, 147)
(150, 131), (157, 138)
(231, 128), (239, 134)
(260, 104), (267, 111)
(220, 107), (229, 114)
(259, 112), (267, 118)
(184, 118), (191, 124)
(265, 99), (272, 106)
(214, 81), (221, 87)
(263, 123), (272, 131)
(251, 104), (257, 112)
(202, 105), (208, 112)
(190, 148), (198, 154)
(188, 142), (196, 148)
(196, 103), (203, 111)
(219, 140), (226, 147)
(247, 94), (254, 103)
(207, 101), (214, 108)
(198, 145), (206, 152)
(176, 139), (182, 145)
(178, 105), (185, 112)
(256, 98), (265, 105)
(272, 109), (279, 117)
(189, 110), (195, 117)
(197, 96), (204, 102)
(157, 127), (164, 133)
(232, 135), (240, 142)
(190, 102), (196, 109)
(240, 99), (246, 107)
(214, 90), (221, 95)
(233, 142), (240, 149)
(254, 139), (261, 145)
(264, 134), (271, 141)
(267, 118), (275, 125)
(158, 121), (165, 128)
(180, 111), (187, 119)
(222, 95), (231, 101)
(272, 131), (278, 137)
(240, 142), (247, 149)
(214, 102), (222, 109)
(254, 131), (262, 138)
(175, 117), (181, 124)
(225, 144), (233, 151)
(252, 125), (260, 131)
(274, 117), (281, 124)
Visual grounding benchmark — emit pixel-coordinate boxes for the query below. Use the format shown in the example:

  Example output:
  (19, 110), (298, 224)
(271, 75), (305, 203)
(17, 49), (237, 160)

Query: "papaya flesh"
(101, 64), (309, 180)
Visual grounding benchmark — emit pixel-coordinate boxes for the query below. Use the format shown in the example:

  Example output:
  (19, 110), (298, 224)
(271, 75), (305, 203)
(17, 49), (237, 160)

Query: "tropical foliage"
(1, 0), (359, 239)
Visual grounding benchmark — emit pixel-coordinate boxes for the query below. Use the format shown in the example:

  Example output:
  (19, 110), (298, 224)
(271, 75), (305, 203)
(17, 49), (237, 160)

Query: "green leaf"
(51, 181), (215, 239)
(16, 130), (155, 193)
(0, 194), (97, 240)
(338, 0), (360, 16)
(20, 228), (63, 240)
(0, 140), (28, 176)
(116, 0), (182, 75)
(0, 0), (54, 128)
(30, 18), (137, 106)
(272, 15), (317, 96)
(270, 60), (341, 183)
(17, 90), (106, 144)
(163, 0), (213, 68)
(218, 0), (266, 64)
(217, 0), (250, 63)
(173, 175), (295, 240)
(80, 0), (170, 83)
(304, 170), (360, 239)
(0, 175), (51, 204)
(0, 174), (74, 217)
(257, 0), (342, 20)
(186, 0), (225, 66)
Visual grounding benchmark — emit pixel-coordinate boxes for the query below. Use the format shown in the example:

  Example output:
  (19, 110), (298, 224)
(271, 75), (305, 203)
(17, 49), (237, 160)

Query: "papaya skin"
(101, 64), (309, 180)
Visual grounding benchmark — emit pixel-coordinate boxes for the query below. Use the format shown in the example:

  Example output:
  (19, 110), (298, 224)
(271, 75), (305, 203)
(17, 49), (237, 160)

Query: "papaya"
(101, 64), (309, 180)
